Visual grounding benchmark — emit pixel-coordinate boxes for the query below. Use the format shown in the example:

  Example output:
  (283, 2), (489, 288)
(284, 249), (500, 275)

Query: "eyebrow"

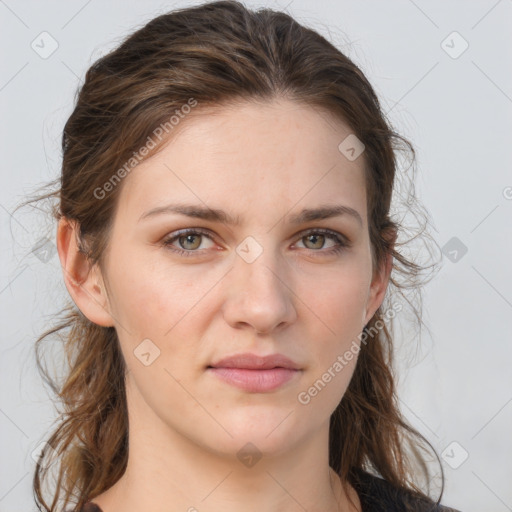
(139, 202), (363, 227)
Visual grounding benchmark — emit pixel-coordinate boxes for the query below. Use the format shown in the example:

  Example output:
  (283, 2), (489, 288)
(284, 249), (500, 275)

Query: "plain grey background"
(1, 1), (511, 511)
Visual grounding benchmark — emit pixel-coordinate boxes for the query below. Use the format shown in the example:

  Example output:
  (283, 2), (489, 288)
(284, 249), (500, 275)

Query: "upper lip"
(208, 353), (301, 370)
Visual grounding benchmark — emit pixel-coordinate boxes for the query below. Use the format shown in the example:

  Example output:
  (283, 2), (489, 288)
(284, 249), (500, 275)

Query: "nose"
(222, 247), (297, 335)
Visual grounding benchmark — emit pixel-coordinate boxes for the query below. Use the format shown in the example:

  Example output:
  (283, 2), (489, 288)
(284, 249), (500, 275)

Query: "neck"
(91, 379), (360, 512)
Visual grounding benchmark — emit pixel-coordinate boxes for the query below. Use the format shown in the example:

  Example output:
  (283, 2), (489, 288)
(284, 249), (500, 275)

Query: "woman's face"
(94, 98), (389, 459)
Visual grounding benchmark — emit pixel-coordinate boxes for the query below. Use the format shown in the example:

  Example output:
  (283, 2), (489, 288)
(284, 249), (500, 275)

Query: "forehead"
(115, 98), (368, 227)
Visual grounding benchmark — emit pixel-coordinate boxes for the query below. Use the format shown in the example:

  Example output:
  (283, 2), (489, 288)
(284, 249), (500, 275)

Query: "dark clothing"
(74, 469), (461, 512)
(75, 505), (101, 512)
(350, 468), (460, 511)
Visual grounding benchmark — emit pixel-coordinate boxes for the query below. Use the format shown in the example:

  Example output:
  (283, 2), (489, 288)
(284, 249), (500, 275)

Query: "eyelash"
(160, 227), (351, 258)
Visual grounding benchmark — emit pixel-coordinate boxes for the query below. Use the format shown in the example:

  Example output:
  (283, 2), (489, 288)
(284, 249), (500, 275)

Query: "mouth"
(206, 352), (302, 392)
(206, 366), (300, 393)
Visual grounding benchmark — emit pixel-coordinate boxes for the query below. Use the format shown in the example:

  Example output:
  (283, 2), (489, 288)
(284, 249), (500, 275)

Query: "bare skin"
(57, 97), (393, 512)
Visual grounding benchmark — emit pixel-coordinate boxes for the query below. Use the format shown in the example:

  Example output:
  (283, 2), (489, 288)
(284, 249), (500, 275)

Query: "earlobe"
(56, 217), (114, 327)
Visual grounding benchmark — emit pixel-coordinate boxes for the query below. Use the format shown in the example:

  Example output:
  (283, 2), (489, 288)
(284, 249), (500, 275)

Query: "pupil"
(307, 234), (324, 249)
(182, 234), (200, 249)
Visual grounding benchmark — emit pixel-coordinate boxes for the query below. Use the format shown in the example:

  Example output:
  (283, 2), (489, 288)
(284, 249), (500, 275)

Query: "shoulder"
(350, 468), (462, 512)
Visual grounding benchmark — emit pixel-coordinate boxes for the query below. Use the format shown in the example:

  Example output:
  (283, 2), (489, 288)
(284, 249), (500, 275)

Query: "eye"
(161, 228), (216, 257)
(293, 228), (351, 257)
(160, 227), (351, 258)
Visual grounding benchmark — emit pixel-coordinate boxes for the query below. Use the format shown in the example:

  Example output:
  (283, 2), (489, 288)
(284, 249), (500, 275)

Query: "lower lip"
(207, 367), (300, 392)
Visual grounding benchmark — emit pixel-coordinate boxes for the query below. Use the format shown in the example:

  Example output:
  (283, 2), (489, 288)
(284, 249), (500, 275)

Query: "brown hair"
(24, 1), (444, 510)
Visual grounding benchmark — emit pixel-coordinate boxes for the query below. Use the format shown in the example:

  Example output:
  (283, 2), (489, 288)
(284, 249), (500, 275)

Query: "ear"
(56, 217), (114, 327)
(363, 229), (397, 326)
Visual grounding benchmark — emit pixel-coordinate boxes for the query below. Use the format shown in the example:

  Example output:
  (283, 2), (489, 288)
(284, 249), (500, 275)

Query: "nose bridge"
(223, 236), (296, 333)
(241, 244), (285, 294)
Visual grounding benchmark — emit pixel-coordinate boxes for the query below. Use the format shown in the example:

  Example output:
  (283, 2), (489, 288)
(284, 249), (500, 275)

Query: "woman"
(29, 1), (461, 511)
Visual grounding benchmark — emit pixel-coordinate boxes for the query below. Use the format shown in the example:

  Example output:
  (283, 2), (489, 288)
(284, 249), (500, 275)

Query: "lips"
(208, 352), (300, 370)
(207, 352), (301, 392)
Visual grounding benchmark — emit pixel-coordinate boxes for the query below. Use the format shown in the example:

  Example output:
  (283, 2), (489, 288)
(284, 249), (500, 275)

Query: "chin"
(205, 410), (305, 457)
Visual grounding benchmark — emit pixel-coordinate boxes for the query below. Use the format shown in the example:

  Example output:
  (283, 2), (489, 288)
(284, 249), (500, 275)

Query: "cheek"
(297, 266), (369, 406)
(108, 266), (162, 331)
(106, 249), (190, 333)
(303, 267), (370, 336)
